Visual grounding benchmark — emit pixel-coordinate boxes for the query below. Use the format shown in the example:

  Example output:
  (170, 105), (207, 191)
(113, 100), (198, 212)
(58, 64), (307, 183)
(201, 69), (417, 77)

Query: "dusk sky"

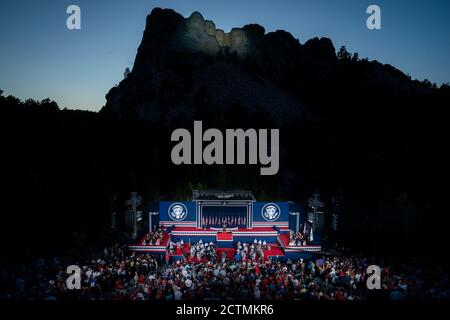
(1, 0), (449, 111)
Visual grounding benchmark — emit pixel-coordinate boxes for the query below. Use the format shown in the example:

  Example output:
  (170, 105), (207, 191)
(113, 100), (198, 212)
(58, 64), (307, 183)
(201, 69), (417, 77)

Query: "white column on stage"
(149, 211), (151, 234)
(247, 203), (252, 229)
(149, 211), (159, 233)
(148, 211), (153, 234)
(247, 205), (249, 229)
(248, 205), (253, 229)
(199, 204), (201, 228)
(289, 211), (301, 232)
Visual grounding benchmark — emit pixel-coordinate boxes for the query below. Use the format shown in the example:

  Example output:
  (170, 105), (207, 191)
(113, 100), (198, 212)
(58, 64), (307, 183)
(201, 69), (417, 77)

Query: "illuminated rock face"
(230, 28), (248, 56)
(183, 12), (220, 56)
(204, 20), (216, 36)
(178, 11), (251, 57)
(130, 7), (336, 71)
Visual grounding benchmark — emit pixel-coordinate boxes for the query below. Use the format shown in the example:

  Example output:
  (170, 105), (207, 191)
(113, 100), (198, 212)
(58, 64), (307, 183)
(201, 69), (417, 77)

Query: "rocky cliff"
(102, 8), (343, 125)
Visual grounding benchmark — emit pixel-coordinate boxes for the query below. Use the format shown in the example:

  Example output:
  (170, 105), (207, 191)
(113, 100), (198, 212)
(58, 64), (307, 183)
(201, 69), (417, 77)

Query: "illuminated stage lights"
(170, 121), (279, 175)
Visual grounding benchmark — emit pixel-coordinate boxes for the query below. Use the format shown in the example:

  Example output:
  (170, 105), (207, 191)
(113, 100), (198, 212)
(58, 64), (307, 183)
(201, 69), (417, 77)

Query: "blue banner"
(159, 201), (197, 223)
(252, 202), (289, 223)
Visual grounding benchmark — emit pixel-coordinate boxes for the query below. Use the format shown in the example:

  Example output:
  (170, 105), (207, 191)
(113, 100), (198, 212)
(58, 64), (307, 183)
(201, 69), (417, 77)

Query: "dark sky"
(1, 0), (449, 111)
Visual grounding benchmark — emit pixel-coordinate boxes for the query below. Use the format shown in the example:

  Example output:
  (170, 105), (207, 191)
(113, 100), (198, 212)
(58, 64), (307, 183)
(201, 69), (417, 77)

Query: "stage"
(129, 190), (322, 261)
(129, 225), (321, 260)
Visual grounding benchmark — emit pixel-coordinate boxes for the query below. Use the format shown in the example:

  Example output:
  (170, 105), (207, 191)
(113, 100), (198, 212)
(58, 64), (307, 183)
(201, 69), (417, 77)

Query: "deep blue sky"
(1, 0), (449, 111)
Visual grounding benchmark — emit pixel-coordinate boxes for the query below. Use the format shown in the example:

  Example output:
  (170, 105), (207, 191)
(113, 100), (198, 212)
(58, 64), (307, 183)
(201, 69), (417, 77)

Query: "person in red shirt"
(165, 253), (170, 266)
(138, 274), (145, 285)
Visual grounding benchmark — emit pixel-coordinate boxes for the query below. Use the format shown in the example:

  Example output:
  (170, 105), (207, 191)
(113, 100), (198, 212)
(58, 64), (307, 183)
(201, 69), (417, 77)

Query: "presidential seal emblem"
(168, 203), (188, 221)
(261, 203), (281, 222)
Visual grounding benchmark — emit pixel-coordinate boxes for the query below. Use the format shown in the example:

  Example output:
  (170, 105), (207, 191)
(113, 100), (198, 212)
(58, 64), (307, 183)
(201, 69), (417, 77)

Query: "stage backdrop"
(159, 201), (291, 228)
(159, 201), (197, 227)
(252, 202), (289, 228)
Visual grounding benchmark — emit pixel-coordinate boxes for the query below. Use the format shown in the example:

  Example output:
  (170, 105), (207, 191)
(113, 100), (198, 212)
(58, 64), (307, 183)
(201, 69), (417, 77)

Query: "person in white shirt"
(174, 289), (183, 300)
(254, 286), (261, 300)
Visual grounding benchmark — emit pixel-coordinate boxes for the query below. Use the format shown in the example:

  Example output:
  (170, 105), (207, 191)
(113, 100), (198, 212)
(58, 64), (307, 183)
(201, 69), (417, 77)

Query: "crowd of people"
(142, 227), (165, 246)
(167, 240), (218, 263)
(289, 231), (309, 246)
(234, 240), (269, 263)
(166, 239), (273, 265)
(1, 244), (449, 301)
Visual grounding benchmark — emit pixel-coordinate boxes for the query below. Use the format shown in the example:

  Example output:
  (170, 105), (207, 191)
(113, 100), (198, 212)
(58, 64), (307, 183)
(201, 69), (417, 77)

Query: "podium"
(217, 232), (233, 241)
(216, 231), (233, 248)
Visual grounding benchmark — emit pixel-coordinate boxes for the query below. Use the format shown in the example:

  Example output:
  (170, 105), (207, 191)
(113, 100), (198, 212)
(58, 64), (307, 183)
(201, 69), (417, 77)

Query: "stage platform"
(129, 226), (322, 261)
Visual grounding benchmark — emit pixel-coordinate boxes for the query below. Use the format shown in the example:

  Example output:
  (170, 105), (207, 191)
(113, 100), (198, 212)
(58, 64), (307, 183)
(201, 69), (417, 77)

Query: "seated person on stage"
(289, 231), (296, 245)
(183, 240), (217, 263)
(296, 232), (308, 245)
(288, 231), (308, 246)
(262, 240), (268, 250)
(143, 226), (164, 246)
(234, 240), (266, 263)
